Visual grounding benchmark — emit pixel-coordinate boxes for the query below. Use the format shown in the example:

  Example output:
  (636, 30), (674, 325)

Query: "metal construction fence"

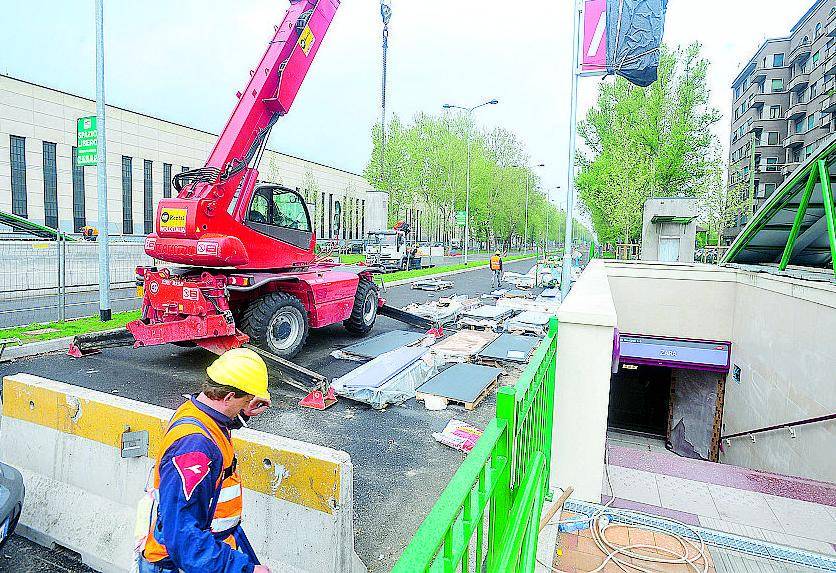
(0, 239), (150, 327)
(392, 318), (558, 572)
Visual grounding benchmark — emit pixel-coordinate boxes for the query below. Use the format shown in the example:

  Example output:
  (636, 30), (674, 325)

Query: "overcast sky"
(1, 0), (813, 210)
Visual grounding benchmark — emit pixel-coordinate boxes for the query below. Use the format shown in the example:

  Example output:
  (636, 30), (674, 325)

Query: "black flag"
(606, 0), (668, 87)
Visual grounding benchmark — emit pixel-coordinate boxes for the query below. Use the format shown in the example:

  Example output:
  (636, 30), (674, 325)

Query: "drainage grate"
(564, 499), (836, 571)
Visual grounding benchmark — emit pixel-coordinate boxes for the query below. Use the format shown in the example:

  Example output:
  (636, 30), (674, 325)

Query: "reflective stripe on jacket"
(142, 399), (253, 573)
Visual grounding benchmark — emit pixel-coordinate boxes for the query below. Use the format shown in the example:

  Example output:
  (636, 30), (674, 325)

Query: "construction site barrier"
(392, 318), (558, 572)
(0, 373), (363, 573)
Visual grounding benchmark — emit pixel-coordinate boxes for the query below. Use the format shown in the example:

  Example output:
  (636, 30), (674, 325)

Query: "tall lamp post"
(442, 99), (499, 265)
(379, 1), (392, 188)
(95, 0), (111, 321)
(524, 162), (545, 252)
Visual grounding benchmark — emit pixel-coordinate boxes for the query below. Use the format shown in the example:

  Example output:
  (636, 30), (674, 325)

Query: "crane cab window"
(247, 187), (311, 232)
(245, 186), (313, 249)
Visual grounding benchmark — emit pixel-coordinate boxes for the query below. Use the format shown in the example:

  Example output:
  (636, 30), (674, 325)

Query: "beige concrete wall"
(605, 261), (737, 342)
(0, 74), (382, 240)
(721, 272), (836, 482)
(552, 260), (617, 501)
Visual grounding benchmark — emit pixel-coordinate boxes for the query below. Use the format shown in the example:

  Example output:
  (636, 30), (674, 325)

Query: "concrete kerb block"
(0, 373), (364, 573)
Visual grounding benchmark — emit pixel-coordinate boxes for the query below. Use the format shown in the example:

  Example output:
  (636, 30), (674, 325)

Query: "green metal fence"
(392, 318), (558, 573)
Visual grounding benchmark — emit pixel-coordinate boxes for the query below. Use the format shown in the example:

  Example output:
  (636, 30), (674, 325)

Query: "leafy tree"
(698, 146), (753, 258)
(577, 43), (722, 243)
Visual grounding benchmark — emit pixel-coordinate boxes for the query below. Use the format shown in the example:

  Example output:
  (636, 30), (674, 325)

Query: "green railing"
(392, 318), (558, 573)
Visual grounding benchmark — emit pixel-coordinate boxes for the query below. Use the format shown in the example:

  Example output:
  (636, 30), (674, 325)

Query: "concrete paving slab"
(339, 330), (425, 359)
(416, 363), (502, 404)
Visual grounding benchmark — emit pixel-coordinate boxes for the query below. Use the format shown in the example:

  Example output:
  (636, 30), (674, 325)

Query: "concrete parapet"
(0, 373), (363, 572)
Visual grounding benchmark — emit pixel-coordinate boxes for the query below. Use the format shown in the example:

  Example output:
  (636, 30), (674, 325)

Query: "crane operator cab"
(244, 185), (313, 251)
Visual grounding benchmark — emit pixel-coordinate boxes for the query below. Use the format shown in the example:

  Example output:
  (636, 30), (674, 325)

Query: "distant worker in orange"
(489, 250), (503, 288)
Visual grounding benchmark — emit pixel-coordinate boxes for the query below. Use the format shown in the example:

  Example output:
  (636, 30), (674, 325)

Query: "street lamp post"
(442, 99), (499, 265)
(379, 1), (392, 189)
(524, 163), (545, 252)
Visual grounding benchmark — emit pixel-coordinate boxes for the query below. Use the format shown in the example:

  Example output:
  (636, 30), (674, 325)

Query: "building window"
(806, 144), (815, 159)
(144, 160), (153, 234)
(320, 192), (325, 236)
(771, 78), (783, 92)
(122, 156), (133, 234)
(764, 183), (777, 196)
(769, 105), (781, 119)
(816, 23), (822, 37)
(181, 166), (189, 173)
(9, 135), (27, 217)
(361, 199), (366, 237)
(734, 85), (741, 99)
(773, 53), (784, 67)
(328, 193), (333, 238)
(71, 147), (86, 232)
(813, 51), (820, 65)
(42, 142), (58, 229)
(811, 82), (818, 98)
(163, 163), (172, 198)
(766, 157), (778, 171)
(808, 115), (815, 131)
(767, 131), (779, 145)
(795, 119), (804, 134)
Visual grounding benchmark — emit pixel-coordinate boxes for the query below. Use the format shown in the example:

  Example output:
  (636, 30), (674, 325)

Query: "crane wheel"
(239, 292), (309, 359)
(344, 279), (378, 336)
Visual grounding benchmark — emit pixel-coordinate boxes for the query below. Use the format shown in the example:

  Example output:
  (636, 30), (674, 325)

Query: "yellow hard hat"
(495, 250), (500, 255)
(206, 348), (270, 400)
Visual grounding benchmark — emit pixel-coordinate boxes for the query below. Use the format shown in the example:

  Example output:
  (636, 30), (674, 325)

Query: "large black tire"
(344, 279), (379, 336)
(239, 292), (309, 358)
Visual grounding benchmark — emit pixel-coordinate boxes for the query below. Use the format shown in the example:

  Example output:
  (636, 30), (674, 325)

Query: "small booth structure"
(640, 197), (699, 263)
(609, 332), (731, 461)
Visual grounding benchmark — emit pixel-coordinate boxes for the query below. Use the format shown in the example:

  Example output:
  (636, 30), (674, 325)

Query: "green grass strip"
(375, 254), (531, 285)
(0, 310), (141, 345)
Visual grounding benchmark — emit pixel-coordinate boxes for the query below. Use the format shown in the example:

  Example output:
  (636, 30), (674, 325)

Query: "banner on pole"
(582, 0), (607, 73)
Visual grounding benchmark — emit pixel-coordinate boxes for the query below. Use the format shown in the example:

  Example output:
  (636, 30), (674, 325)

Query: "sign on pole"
(455, 210), (466, 226)
(582, 0), (607, 73)
(77, 116), (97, 166)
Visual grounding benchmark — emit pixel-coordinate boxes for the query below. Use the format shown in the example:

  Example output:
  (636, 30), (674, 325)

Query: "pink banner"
(582, 0), (607, 72)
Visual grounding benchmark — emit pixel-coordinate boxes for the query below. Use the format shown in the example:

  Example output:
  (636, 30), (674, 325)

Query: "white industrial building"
(0, 74), (387, 240)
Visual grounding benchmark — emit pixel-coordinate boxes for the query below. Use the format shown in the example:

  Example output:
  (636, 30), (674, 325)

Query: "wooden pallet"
(415, 377), (498, 411)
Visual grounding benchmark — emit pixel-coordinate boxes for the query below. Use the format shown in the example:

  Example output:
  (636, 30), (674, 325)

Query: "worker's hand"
(254, 566), (272, 573)
(244, 397), (271, 417)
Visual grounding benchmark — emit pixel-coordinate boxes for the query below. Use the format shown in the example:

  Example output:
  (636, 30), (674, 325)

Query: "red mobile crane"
(72, 0), (385, 365)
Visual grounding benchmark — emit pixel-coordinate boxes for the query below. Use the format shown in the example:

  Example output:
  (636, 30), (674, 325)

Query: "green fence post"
(779, 167), (818, 270)
(489, 390), (515, 568)
(544, 317), (558, 477)
(818, 159), (836, 277)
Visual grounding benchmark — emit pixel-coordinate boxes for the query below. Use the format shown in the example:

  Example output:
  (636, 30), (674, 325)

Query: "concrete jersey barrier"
(0, 373), (364, 573)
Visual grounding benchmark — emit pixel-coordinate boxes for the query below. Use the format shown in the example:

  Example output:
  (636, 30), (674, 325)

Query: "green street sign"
(76, 116), (97, 166)
(455, 210), (466, 226)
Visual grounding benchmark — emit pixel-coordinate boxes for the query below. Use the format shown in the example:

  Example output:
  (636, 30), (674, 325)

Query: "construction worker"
(489, 250), (503, 288)
(138, 348), (272, 573)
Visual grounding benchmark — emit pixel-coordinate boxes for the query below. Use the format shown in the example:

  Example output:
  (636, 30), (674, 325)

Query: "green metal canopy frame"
(723, 135), (836, 277)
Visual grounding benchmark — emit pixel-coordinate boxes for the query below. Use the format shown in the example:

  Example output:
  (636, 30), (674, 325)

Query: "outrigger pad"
(68, 328), (136, 357)
(299, 387), (338, 410)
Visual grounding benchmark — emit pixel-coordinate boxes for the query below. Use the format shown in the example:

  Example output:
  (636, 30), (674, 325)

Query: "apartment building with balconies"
(726, 0), (836, 240)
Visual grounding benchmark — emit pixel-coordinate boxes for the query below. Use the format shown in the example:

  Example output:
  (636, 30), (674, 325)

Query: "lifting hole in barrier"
(263, 458), (273, 470)
(29, 400), (35, 410)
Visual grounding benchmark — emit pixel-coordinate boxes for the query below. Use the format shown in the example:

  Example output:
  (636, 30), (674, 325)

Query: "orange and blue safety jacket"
(490, 255), (502, 271)
(142, 397), (258, 573)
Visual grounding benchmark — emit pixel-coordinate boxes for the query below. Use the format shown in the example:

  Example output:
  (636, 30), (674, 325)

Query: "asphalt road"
(0, 252), (510, 329)
(0, 258), (536, 572)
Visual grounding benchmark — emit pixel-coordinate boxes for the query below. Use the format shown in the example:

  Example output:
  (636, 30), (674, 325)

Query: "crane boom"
(145, 0), (340, 269)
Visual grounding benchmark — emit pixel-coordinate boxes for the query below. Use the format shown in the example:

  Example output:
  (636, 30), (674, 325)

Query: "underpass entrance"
(609, 334), (731, 461)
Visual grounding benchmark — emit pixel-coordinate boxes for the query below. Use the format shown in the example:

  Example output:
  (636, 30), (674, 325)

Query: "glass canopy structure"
(723, 136), (836, 277)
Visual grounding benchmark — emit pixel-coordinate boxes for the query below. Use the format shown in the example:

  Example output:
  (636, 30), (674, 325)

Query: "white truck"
(365, 229), (411, 271)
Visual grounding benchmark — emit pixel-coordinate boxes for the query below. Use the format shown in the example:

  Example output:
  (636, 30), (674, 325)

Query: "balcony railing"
(788, 71), (810, 92)
(823, 93), (836, 112)
(782, 161), (801, 176)
(789, 38), (812, 64)
(783, 132), (806, 148)
(787, 99), (808, 120)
